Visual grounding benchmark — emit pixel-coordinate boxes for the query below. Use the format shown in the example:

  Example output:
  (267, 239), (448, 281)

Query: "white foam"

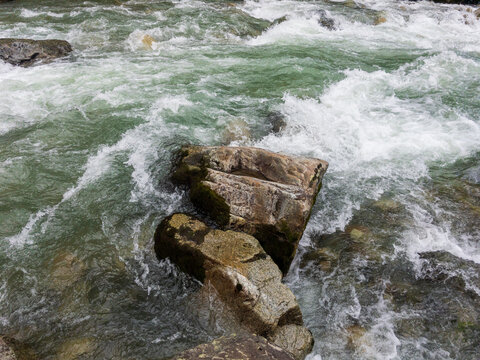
(20, 9), (65, 18)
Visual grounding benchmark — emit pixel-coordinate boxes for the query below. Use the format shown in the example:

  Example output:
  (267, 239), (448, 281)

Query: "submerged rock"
(266, 111), (287, 134)
(316, 10), (336, 30)
(154, 214), (311, 343)
(56, 338), (95, 360)
(170, 334), (295, 360)
(0, 39), (72, 67)
(0, 338), (16, 360)
(222, 118), (251, 144)
(171, 145), (328, 274)
(49, 251), (86, 291)
(141, 34), (156, 50)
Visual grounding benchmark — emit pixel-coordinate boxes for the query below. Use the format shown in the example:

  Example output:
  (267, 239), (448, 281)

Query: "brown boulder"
(172, 145), (328, 274)
(0, 39), (72, 67)
(268, 325), (314, 360)
(170, 334), (295, 360)
(154, 214), (306, 337)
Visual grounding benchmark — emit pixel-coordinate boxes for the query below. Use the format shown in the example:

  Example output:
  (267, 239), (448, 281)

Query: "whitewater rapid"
(1, 0), (480, 359)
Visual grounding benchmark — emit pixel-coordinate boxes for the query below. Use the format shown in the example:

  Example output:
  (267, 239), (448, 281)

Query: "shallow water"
(1, 0), (479, 359)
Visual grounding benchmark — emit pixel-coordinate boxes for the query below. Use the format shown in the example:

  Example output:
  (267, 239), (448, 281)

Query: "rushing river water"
(1, 0), (480, 359)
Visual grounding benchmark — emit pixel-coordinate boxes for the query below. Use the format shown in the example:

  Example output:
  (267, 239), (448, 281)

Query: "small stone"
(373, 198), (401, 212)
(141, 34), (155, 50)
(374, 16), (387, 25)
(346, 324), (367, 350)
(349, 228), (367, 241)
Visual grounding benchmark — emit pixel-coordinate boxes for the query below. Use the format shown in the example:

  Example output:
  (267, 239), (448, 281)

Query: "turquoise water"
(1, 0), (480, 359)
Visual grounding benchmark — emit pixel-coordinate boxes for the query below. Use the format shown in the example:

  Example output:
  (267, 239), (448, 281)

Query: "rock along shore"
(0, 38), (72, 67)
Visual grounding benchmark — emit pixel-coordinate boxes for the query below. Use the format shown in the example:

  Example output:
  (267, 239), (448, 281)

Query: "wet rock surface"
(268, 324), (314, 360)
(0, 39), (72, 67)
(170, 334), (295, 360)
(172, 145), (328, 274)
(154, 213), (310, 342)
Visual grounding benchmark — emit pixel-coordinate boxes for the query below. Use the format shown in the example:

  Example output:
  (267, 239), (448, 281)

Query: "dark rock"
(170, 334), (295, 360)
(171, 145), (328, 274)
(419, 251), (480, 295)
(0, 39), (72, 67)
(271, 16), (288, 27)
(316, 10), (336, 30)
(267, 111), (287, 134)
(154, 214), (310, 340)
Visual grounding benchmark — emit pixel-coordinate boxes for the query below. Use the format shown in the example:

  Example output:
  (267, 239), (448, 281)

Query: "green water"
(1, 0), (480, 359)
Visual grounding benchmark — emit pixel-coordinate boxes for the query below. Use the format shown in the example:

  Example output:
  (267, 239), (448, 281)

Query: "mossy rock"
(170, 145), (328, 275)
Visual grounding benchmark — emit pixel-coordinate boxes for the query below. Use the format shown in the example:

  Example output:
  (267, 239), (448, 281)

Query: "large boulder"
(0, 39), (72, 67)
(172, 145), (328, 274)
(0, 338), (16, 360)
(155, 214), (314, 358)
(170, 334), (295, 360)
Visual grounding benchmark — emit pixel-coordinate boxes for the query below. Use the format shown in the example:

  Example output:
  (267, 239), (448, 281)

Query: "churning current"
(1, 0), (480, 359)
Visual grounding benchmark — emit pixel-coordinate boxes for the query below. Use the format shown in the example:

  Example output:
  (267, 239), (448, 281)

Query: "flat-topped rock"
(172, 145), (328, 274)
(170, 334), (295, 360)
(0, 38), (72, 67)
(155, 214), (308, 338)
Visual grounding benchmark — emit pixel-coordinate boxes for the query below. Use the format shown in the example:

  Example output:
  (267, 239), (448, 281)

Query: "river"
(1, 0), (480, 359)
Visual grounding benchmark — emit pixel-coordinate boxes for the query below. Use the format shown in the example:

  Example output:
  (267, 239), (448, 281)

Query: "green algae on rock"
(171, 145), (328, 274)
